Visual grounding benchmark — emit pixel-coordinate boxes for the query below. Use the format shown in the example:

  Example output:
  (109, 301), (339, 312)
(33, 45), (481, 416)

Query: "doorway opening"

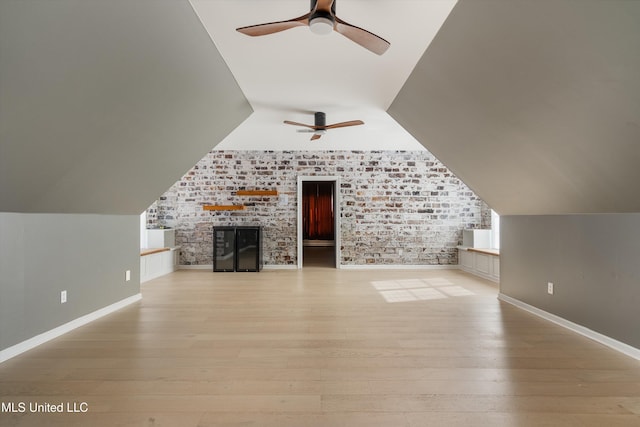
(297, 176), (340, 268)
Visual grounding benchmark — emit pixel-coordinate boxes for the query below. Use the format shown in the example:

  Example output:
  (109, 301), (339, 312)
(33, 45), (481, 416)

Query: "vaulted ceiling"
(1, 0), (639, 216)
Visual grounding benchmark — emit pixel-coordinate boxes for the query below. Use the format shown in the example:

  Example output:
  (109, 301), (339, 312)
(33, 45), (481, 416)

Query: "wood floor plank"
(1, 268), (640, 426)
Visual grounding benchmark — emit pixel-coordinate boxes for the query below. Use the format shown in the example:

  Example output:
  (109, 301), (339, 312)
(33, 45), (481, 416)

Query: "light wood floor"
(1, 268), (640, 426)
(303, 246), (335, 268)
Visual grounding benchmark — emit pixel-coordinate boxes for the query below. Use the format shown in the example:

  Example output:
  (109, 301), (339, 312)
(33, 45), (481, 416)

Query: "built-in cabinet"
(459, 248), (474, 271)
(459, 229), (499, 283)
(459, 247), (499, 283)
(140, 248), (179, 283)
(213, 226), (263, 272)
(141, 228), (179, 283)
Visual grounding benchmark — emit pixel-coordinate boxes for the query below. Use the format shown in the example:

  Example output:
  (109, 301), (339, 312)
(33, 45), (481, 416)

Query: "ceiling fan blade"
(326, 120), (365, 129)
(236, 13), (310, 37)
(334, 17), (390, 55)
(310, 133), (323, 141)
(284, 120), (320, 130)
(296, 129), (315, 133)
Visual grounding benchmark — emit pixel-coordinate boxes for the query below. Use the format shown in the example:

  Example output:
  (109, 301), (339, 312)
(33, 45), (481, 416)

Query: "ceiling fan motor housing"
(314, 112), (327, 128)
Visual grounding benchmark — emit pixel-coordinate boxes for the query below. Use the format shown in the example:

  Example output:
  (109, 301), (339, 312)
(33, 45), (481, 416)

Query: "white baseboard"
(0, 293), (142, 364)
(179, 264), (213, 270)
(179, 264), (297, 270)
(180, 264), (457, 271)
(340, 264), (460, 270)
(498, 293), (640, 361)
(263, 265), (298, 270)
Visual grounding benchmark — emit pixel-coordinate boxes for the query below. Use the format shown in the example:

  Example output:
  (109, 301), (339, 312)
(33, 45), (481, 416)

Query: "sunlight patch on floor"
(372, 277), (475, 303)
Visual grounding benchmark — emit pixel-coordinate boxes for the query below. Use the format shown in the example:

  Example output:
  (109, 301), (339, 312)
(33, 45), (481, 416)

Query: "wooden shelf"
(236, 190), (278, 196)
(203, 189), (278, 212)
(468, 247), (500, 256)
(203, 205), (245, 211)
(140, 248), (170, 257)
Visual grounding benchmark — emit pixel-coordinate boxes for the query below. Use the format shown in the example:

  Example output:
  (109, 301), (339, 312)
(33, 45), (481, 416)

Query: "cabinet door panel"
(214, 228), (236, 272)
(236, 228), (259, 272)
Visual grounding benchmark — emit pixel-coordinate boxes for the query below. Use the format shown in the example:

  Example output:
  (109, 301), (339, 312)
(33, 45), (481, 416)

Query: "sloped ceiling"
(4, 0), (639, 216)
(389, 0), (640, 215)
(0, 0), (252, 214)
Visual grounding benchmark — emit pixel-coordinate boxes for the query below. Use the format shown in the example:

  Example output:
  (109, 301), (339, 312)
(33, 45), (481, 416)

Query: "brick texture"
(147, 150), (490, 266)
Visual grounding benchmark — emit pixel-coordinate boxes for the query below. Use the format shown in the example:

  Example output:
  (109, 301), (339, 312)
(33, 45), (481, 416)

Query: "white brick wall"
(148, 150), (490, 266)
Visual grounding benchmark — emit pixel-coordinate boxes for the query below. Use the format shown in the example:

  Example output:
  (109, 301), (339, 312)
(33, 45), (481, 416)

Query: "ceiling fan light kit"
(236, 0), (390, 55)
(309, 17), (334, 35)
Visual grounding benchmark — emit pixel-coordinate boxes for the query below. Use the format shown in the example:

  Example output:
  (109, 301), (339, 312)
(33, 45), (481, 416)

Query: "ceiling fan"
(285, 112), (364, 141)
(236, 0), (390, 56)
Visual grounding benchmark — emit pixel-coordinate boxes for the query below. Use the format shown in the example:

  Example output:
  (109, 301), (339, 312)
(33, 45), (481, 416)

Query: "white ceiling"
(190, 0), (457, 150)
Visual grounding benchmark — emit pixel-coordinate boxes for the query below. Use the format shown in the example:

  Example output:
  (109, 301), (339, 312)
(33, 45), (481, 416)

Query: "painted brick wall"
(147, 150), (490, 266)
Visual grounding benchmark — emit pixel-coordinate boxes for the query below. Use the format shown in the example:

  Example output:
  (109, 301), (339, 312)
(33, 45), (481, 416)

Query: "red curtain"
(303, 182), (335, 240)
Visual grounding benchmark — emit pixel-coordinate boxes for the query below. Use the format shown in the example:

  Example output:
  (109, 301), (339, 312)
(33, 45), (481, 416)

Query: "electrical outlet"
(125, 270), (131, 282)
(547, 282), (554, 295)
(60, 290), (67, 304)
(398, 248), (403, 256)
